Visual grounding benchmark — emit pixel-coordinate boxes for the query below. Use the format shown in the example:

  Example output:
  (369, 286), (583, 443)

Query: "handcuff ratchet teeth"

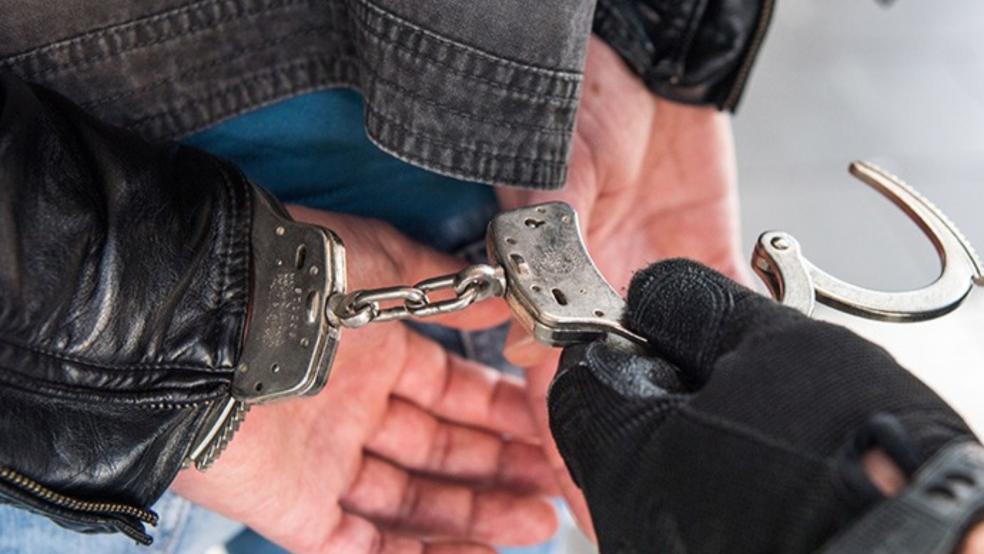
(187, 160), (982, 470)
(752, 161), (983, 321)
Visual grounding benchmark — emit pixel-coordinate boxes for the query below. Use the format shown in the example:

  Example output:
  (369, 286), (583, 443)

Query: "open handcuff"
(185, 161), (984, 470)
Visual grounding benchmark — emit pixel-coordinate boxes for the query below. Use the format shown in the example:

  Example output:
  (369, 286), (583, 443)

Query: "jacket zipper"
(723, 0), (775, 110)
(0, 466), (157, 544)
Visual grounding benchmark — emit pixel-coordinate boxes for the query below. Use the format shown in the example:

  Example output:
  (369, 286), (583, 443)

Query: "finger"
(625, 258), (796, 380)
(522, 355), (597, 539)
(341, 455), (558, 546)
(501, 323), (555, 368)
(862, 448), (907, 496)
(393, 332), (538, 439)
(319, 512), (497, 554)
(494, 121), (602, 224)
(367, 397), (558, 494)
(288, 205), (510, 330)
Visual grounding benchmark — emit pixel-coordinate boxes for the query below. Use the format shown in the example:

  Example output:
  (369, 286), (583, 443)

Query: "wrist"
(961, 523), (984, 554)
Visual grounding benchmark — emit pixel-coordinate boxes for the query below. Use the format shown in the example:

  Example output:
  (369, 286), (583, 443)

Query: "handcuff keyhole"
(295, 244), (307, 269)
(306, 291), (321, 323)
(510, 253), (529, 274)
(551, 288), (568, 306)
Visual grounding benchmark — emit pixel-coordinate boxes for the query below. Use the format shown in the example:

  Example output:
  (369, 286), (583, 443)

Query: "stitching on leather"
(352, 15), (580, 106)
(211, 158), (235, 318)
(0, 335), (225, 372)
(79, 24), (341, 110)
(357, 57), (574, 135)
(350, 0), (581, 80)
(0, 368), (225, 409)
(364, 103), (568, 165)
(216, 158), (252, 349)
(3, 0), (321, 78)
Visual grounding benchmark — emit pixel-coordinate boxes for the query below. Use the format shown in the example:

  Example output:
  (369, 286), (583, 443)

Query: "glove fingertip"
(626, 259), (742, 376)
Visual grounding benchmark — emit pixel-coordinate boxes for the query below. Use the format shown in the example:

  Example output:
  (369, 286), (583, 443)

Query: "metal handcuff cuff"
(185, 161), (983, 470)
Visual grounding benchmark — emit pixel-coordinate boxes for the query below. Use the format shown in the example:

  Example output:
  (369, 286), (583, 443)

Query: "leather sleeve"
(0, 73), (251, 544)
(593, 0), (773, 111)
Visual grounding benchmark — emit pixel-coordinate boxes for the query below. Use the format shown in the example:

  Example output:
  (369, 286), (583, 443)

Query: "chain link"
(327, 265), (506, 329)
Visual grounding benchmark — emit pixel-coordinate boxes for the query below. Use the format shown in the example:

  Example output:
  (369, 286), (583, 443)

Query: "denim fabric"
(0, 492), (242, 554)
(0, 0), (593, 188)
(225, 499), (585, 554)
(182, 89), (498, 253)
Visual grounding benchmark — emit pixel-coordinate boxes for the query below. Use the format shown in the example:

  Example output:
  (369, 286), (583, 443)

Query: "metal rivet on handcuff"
(187, 161), (983, 470)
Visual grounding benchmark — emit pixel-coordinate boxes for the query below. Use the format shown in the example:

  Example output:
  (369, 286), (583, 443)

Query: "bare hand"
(173, 209), (559, 553)
(497, 37), (745, 536)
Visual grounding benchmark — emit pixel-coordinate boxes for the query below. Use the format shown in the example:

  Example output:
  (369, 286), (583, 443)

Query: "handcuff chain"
(327, 264), (506, 329)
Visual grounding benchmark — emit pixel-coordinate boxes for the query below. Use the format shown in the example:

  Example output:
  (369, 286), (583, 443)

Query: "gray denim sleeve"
(0, 0), (595, 189)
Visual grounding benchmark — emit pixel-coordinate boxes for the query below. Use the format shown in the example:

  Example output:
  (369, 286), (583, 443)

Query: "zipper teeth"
(723, 0), (775, 110)
(0, 466), (158, 525)
(858, 162), (984, 277)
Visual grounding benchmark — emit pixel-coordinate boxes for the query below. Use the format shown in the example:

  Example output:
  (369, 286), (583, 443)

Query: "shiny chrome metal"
(233, 189), (347, 402)
(185, 397), (249, 471)
(328, 264), (506, 328)
(187, 190), (347, 470)
(752, 161), (983, 321)
(487, 202), (648, 348)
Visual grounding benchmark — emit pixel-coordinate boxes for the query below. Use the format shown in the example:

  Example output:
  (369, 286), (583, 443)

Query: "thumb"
(626, 258), (803, 385)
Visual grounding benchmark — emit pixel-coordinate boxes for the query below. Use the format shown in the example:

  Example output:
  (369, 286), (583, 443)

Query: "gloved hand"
(548, 259), (978, 553)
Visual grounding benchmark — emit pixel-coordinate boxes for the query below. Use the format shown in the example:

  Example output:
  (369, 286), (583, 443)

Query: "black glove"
(0, 73), (263, 544)
(549, 259), (977, 553)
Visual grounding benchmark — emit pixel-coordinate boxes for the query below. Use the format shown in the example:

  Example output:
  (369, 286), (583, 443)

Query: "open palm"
(498, 37), (747, 536)
(173, 209), (558, 553)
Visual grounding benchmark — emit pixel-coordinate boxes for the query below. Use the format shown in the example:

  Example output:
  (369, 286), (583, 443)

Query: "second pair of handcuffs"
(185, 161), (983, 470)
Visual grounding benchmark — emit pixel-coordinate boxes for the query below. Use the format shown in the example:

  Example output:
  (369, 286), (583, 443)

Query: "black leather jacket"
(0, 0), (770, 544)
(0, 74), (253, 544)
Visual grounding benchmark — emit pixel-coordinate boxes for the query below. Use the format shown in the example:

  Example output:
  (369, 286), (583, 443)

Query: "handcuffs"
(185, 161), (983, 470)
